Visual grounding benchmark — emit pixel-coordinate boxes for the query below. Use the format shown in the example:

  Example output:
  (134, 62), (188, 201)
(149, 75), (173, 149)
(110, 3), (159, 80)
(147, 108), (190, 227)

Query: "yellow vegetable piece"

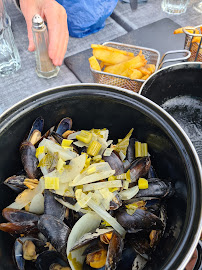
(93, 155), (102, 162)
(45, 177), (59, 190)
(87, 141), (102, 156)
(108, 176), (116, 181)
(89, 56), (101, 71)
(61, 139), (73, 148)
(115, 128), (134, 156)
(85, 157), (91, 168)
(35, 146), (45, 158)
(57, 158), (66, 172)
(109, 187), (119, 192)
(76, 130), (92, 144)
(101, 220), (111, 227)
(135, 141), (142, 158)
(87, 166), (96, 175)
(126, 169), (131, 182)
(141, 143), (148, 156)
(138, 178), (148, 189)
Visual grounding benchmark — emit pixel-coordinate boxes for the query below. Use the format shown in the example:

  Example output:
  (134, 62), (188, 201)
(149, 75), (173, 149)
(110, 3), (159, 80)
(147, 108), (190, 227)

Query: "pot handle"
(158, 50), (191, 70)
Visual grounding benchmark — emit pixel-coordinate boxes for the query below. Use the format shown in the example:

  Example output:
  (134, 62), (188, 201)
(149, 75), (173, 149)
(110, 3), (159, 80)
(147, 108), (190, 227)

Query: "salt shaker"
(0, 0), (21, 76)
(32, 14), (59, 79)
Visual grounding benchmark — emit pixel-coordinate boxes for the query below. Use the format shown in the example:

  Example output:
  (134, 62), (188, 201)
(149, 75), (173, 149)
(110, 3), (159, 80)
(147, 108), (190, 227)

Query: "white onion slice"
(119, 185), (139, 200)
(67, 213), (101, 270)
(87, 199), (126, 237)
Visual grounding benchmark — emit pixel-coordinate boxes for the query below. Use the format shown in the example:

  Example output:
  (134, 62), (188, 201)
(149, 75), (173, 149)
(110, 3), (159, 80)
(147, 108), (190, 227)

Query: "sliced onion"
(83, 180), (122, 192)
(67, 213), (101, 270)
(87, 199), (126, 237)
(7, 178), (45, 209)
(119, 185), (139, 200)
(29, 193), (44, 214)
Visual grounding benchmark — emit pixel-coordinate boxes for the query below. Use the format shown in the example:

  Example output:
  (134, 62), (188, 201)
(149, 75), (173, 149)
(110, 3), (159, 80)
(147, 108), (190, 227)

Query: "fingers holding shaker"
(161, 0), (190, 14)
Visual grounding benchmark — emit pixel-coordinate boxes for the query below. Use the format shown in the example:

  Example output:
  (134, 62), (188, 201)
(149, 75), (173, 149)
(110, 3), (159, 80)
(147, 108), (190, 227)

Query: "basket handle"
(158, 50), (191, 70)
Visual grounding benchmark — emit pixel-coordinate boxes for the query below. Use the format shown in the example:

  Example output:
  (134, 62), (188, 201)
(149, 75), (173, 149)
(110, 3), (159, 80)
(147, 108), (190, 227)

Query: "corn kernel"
(138, 178), (148, 189)
(45, 177), (59, 190)
(76, 130), (92, 144)
(35, 146), (45, 158)
(61, 139), (73, 148)
(87, 141), (102, 156)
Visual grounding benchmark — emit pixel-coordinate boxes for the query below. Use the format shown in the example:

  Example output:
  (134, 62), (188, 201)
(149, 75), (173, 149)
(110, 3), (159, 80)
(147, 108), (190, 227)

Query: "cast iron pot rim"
(139, 61), (202, 95)
(0, 83), (201, 270)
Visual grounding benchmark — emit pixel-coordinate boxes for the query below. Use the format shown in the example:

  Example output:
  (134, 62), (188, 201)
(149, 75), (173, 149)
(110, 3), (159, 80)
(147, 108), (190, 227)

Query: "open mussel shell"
(14, 236), (47, 270)
(20, 141), (41, 179)
(4, 175), (27, 193)
(129, 157), (151, 184)
(70, 228), (113, 252)
(26, 116), (44, 144)
(35, 250), (69, 270)
(55, 117), (73, 136)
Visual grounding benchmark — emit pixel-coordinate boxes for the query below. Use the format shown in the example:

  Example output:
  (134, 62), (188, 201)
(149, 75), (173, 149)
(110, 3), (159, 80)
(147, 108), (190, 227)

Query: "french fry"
(142, 74), (150, 80)
(89, 56), (101, 71)
(145, 64), (156, 73)
(129, 69), (143, 80)
(192, 36), (202, 43)
(92, 44), (134, 65)
(174, 26), (199, 34)
(138, 66), (151, 76)
(104, 55), (147, 76)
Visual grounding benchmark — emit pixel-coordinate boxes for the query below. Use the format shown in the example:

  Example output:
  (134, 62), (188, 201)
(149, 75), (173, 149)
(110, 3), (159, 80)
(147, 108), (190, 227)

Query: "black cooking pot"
(0, 84), (201, 270)
(139, 62), (202, 163)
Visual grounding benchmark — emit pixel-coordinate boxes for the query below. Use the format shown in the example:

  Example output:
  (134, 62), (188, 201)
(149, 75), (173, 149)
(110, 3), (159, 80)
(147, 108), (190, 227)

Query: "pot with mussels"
(0, 84), (201, 270)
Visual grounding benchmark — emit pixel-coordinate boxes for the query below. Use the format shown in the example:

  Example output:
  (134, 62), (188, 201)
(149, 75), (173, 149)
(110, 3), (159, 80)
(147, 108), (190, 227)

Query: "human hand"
(20, 0), (69, 66)
(185, 249), (198, 270)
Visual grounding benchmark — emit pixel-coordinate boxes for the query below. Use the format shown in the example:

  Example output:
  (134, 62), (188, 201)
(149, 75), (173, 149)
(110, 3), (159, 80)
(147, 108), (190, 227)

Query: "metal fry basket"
(183, 25), (202, 62)
(90, 42), (160, 92)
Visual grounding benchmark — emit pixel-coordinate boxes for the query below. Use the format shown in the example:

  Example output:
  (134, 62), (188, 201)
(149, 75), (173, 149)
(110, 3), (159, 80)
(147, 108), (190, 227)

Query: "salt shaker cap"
(32, 14), (45, 30)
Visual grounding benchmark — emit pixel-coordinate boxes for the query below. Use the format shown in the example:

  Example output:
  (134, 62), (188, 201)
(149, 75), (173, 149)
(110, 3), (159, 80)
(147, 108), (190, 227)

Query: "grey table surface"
(0, 0), (201, 113)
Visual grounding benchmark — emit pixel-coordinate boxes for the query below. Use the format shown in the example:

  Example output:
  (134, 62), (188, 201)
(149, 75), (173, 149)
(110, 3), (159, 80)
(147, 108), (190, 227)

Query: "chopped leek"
(138, 178), (148, 189)
(141, 143), (148, 156)
(135, 141), (142, 158)
(76, 130), (92, 144)
(44, 177), (59, 190)
(115, 128), (134, 156)
(87, 141), (102, 156)
(61, 139), (73, 148)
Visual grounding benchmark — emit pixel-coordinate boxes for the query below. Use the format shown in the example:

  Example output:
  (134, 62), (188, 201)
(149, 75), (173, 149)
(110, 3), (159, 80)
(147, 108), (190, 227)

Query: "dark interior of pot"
(0, 85), (201, 270)
(140, 62), (202, 164)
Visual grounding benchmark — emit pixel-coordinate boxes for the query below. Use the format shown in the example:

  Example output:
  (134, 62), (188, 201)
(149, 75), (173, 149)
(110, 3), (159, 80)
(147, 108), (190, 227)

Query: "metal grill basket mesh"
(90, 42), (160, 92)
(183, 26), (202, 62)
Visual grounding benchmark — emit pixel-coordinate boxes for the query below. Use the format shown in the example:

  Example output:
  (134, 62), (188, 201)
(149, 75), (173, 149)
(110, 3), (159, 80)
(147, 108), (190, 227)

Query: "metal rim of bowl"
(0, 83), (201, 270)
(138, 61), (202, 95)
